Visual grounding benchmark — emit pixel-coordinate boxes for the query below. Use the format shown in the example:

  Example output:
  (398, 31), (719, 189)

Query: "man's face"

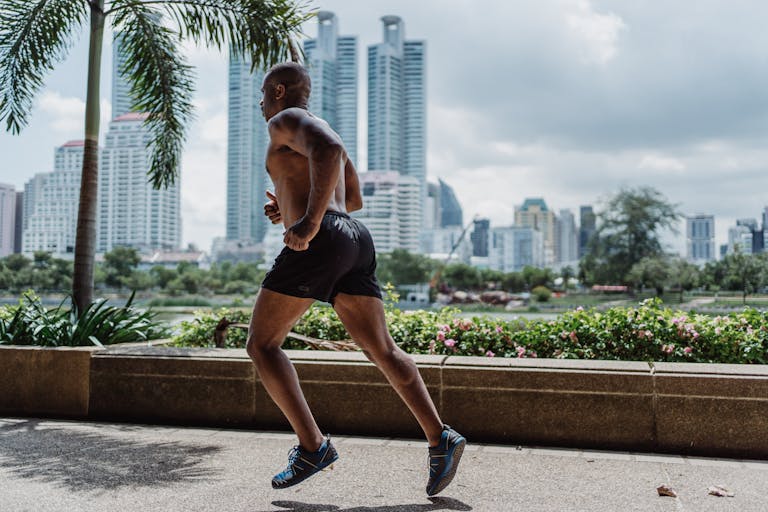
(260, 76), (281, 121)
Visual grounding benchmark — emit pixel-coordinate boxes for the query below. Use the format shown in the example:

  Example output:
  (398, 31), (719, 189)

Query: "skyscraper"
(13, 191), (22, 254)
(367, 16), (426, 223)
(515, 198), (556, 266)
(352, 171), (420, 253)
(112, 33), (133, 119)
(471, 218), (490, 257)
(686, 214), (715, 262)
(22, 141), (84, 255)
(556, 209), (578, 263)
(226, 57), (270, 243)
(438, 179), (463, 228)
(98, 114), (181, 253)
(0, 183), (15, 257)
(579, 205), (596, 258)
(303, 11), (358, 166)
(489, 226), (544, 273)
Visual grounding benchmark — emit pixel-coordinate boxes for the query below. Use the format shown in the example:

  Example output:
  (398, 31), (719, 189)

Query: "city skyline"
(1, 1), (766, 255)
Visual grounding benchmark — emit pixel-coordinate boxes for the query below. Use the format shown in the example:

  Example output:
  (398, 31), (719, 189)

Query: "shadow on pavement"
(0, 419), (222, 492)
(267, 497), (473, 511)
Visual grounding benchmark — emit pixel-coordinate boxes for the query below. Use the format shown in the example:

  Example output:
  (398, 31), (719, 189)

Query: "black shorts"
(261, 211), (383, 303)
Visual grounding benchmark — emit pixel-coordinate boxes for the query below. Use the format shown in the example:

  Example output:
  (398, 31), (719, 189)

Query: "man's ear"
(274, 83), (286, 100)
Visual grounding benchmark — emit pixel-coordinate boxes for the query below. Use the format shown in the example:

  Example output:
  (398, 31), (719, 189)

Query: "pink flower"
(459, 319), (473, 331)
(436, 331), (446, 342)
(645, 330), (653, 339)
(569, 331), (578, 342)
(485, 350), (495, 357)
(428, 340), (436, 354)
(453, 318), (461, 327)
(637, 330), (646, 339)
(439, 324), (451, 332)
(516, 346), (526, 358)
(444, 338), (456, 348)
(495, 326), (504, 334)
(684, 346), (693, 354)
(662, 344), (675, 355)
(576, 306), (584, 312)
(715, 327), (722, 335)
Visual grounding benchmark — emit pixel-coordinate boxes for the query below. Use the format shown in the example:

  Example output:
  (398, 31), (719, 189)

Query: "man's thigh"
(249, 288), (315, 346)
(332, 293), (392, 353)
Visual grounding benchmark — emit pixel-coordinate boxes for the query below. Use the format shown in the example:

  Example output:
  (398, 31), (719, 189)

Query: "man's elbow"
(347, 196), (363, 212)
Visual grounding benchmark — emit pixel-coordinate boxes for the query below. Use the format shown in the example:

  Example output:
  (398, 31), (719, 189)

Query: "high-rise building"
(13, 191), (22, 253)
(489, 226), (544, 273)
(226, 56), (271, 243)
(579, 205), (596, 258)
(686, 215), (715, 262)
(728, 224), (753, 255)
(303, 11), (358, 166)
(352, 171), (420, 253)
(0, 183), (15, 257)
(22, 141), (84, 256)
(112, 33), (133, 119)
(471, 218), (490, 257)
(515, 198), (556, 266)
(438, 179), (463, 228)
(367, 16), (426, 224)
(420, 227), (471, 262)
(556, 209), (579, 264)
(98, 114), (181, 253)
(424, 181), (440, 229)
(737, 218), (764, 254)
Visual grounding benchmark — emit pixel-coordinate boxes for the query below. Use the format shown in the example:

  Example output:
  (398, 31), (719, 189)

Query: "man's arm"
(268, 109), (344, 250)
(344, 158), (363, 212)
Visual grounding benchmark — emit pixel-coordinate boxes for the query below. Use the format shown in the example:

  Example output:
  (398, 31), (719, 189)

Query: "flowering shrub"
(171, 298), (768, 364)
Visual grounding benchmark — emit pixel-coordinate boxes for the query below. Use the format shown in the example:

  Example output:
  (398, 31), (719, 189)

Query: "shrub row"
(171, 298), (768, 364)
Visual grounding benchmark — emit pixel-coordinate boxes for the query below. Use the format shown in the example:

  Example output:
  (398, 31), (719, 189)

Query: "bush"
(0, 292), (169, 347)
(532, 286), (552, 302)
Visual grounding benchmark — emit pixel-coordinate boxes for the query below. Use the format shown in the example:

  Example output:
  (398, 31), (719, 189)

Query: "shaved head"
(265, 62), (311, 106)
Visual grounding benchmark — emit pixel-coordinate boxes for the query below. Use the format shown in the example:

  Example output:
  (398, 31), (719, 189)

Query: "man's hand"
(284, 216), (320, 251)
(264, 190), (281, 224)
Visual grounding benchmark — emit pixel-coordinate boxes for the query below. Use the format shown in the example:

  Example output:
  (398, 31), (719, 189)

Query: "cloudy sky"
(1, 0), (767, 254)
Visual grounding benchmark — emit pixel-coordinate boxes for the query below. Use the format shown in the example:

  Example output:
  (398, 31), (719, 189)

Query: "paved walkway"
(1, 417), (766, 511)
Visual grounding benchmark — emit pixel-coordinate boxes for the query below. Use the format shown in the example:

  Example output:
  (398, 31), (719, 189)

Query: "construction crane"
(428, 215), (479, 290)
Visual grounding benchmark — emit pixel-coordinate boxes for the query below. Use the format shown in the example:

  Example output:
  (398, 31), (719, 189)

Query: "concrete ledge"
(2, 344), (767, 458)
(0, 346), (98, 417)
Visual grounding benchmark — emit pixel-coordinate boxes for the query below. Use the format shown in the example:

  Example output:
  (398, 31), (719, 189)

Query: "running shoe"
(271, 437), (338, 489)
(426, 425), (466, 496)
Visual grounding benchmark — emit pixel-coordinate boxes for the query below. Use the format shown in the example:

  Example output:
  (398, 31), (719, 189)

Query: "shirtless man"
(246, 62), (465, 496)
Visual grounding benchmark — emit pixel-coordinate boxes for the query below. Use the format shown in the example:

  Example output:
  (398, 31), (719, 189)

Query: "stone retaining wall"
(1, 345), (766, 458)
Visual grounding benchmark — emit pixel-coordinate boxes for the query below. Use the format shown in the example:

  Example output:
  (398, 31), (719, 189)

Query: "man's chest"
(266, 143), (308, 177)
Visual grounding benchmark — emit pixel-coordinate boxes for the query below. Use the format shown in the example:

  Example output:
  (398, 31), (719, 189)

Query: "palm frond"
(0, 0), (88, 133)
(110, 2), (195, 188)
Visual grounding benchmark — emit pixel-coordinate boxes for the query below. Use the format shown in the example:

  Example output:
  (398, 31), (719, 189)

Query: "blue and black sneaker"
(426, 425), (466, 496)
(271, 437), (338, 489)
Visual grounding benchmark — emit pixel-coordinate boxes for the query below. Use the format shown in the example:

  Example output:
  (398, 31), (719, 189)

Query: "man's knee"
(246, 332), (281, 361)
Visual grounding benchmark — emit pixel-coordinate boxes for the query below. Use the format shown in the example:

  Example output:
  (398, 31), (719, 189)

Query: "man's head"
(260, 62), (311, 120)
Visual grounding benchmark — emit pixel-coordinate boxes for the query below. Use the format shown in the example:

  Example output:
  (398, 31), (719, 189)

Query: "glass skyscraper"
(226, 56), (270, 243)
(303, 11), (358, 166)
(367, 16), (426, 220)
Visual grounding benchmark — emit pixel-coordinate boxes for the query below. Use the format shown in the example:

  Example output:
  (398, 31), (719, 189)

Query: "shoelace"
(286, 445), (302, 471)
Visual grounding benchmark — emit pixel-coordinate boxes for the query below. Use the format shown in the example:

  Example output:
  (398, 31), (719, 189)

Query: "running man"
(246, 62), (465, 496)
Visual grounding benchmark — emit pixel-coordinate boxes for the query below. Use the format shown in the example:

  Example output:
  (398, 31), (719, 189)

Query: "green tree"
(722, 251), (766, 304)
(501, 272), (526, 292)
(440, 263), (483, 290)
(376, 249), (436, 286)
(668, 257), (700, 302)
(521, 266), (552, 290)
(0, 0), (309, 313)
(582, 187), (681, 285)
(627, 255), (671, 296)
(103, 246), (141, 288)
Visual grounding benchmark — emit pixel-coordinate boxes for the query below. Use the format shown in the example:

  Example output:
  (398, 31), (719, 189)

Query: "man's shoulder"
(268, 108), (310, 131)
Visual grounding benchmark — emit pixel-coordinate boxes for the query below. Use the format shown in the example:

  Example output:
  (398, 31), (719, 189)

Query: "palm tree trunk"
(73, 0), (105, 314)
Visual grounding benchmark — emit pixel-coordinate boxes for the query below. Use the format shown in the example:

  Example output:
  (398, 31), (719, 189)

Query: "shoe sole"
(427, 438), (466, 496)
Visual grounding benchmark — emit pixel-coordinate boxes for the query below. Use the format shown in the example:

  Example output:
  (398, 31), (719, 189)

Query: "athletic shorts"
(261, 211), (383, 303)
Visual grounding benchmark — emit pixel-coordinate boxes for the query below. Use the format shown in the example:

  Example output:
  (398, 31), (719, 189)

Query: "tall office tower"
(420, 227), (471, 262)
(98, 113), (181, 253)
(579, 205), (596, 258)
(0, 184), (15, 257)
(352, 171), (420, 253)
(763, 207), (768, 253)
(112, 33), (133, 119)
(438, 179), (463, 228)
(424, 181), (440, 229)
(226, 56), (271, 243)
(736, 218), (762, 253)
(367, 16), (426, 225)
(471, 218), (490, 257)
(22, 141), (84, 255)
(686, 215), (715, 263)
(13, 191), (23, 253)
(728, 224), (753, 255)
(515, 198), (556, 266)
(556, 209), (579, 264)
(303, 11), (358, 166)
(489, 226), (544, 273)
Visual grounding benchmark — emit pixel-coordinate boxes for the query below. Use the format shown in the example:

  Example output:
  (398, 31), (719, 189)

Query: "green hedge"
(170, 298), (768, 364)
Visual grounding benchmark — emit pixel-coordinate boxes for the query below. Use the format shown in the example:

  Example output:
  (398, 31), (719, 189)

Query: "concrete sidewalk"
(0, 418), (765, 512)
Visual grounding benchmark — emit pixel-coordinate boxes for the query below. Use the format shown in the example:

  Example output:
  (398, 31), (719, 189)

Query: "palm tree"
(0, 0), (309, 313)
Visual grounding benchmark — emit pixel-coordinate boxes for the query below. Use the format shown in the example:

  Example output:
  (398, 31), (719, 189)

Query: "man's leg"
(246, 288), (323, 451)
(332, 292), (443, 446)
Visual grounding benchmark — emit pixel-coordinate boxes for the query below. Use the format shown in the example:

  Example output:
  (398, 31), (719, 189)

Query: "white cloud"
(637, 154), (686, 172)
(37, 91), (112, 142)
(564, 0), (626, 65)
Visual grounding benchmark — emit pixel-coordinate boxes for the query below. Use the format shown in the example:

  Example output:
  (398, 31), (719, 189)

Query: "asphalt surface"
(1, 417), (766, 512)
